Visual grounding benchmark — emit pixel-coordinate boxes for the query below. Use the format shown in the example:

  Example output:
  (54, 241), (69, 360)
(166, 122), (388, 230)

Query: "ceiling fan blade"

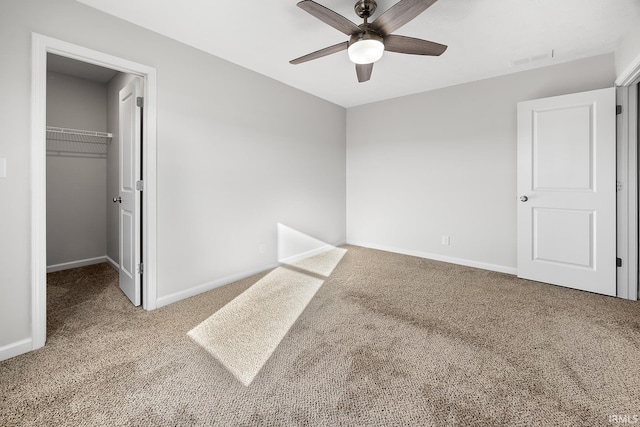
(370, 0), (438, 35)
(290, 41), (349, 65)
(356, 63), (373, 83)
(384, 35), (447, 56)
(297, 0), (363, 36)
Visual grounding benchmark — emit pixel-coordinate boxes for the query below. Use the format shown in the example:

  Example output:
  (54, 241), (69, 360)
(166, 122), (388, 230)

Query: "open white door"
(117, 78), (142, 306)
(517, 87), (616, 296)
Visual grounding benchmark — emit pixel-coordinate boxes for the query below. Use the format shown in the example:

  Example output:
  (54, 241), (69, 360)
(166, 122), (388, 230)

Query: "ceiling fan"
(290, 0), (447, 83)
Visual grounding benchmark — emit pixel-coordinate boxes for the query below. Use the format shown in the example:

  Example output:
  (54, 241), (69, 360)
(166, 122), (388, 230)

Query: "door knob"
(113, 196), (122, 203)
(520, 195), (528, 202)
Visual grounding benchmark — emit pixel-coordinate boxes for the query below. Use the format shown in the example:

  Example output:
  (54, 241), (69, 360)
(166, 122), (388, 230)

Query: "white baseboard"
(0, 338), (33, 362)
(156, 239), (347, 309)
(279, 244), (335, 265)
(278, 238), (347, 265)
(156, 262), (281, 309)
(347, 241), (517, 275)
(105, 255), (119, 271)
(47, 256), (109, 273)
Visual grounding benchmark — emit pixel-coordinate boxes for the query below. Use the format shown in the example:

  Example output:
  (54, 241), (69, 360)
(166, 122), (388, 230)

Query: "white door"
(517, 87), (616, 296)
(118, 78), (142, 305)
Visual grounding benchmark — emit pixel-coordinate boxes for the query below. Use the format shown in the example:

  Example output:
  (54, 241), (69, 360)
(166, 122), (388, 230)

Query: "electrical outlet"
(442, 236), (450, 246)
(258, 243), (266, 254)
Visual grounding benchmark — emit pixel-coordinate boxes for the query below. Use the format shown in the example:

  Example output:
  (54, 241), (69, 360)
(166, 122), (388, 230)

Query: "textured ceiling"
(75, 0), (640, 107)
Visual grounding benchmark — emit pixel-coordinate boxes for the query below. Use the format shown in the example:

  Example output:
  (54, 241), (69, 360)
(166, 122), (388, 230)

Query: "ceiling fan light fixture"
(348, 39), (384, 64)
(348, 32), (384, 64)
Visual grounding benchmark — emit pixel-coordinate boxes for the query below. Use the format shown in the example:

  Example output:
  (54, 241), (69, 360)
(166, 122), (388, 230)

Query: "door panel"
(533, 105), (593, 190)
(118, 78), (142, 306)
(517, 87), (616, 296)
(533, 208), (593, 267)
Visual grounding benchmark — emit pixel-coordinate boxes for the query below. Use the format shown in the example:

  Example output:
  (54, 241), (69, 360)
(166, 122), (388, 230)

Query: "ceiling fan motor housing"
(349, 29), (383, 47)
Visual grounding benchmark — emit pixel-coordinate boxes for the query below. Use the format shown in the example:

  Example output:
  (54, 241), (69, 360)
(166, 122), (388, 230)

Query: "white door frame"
(30, 33), (158, 350)
(616, 85), (638, 300)
(615, 55), (640, 301)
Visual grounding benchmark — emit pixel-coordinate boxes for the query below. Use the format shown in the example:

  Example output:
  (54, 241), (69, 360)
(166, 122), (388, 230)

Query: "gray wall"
(0, 0), (346, 350)
(616, 26), (640, 79)
(346, 54), (615, 272)
(106, 72), (137, 264)
(46, 71), (107, 267)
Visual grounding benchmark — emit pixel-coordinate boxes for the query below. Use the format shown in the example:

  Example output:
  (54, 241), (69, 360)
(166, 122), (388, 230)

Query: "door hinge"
(137, 263), (144, 274)
(136, 180), (144, 191)
(616, 180), (623, 192)
(617, 258), (622, 267)
(136, 97), (144, 108)
(616, 105), (622, 115)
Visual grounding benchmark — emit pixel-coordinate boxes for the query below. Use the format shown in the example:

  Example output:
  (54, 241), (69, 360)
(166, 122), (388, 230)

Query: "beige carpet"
(188, 266), (324, 386)
(1, 245), (639, 426)
(188, 247), (347, 386)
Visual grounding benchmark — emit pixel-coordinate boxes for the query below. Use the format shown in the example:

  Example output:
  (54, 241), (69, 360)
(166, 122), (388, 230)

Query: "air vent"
(509, 50), (554, 67)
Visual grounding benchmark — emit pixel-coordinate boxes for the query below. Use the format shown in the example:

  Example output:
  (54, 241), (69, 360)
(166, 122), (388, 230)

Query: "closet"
(45, 53), (136, 281)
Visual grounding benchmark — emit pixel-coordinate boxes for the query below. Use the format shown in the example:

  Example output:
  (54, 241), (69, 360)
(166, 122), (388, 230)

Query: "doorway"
(46, 54), (143, 309)
(516, 88), (617, 296)
(31, 33), (158, 351)
(516, 81), (640, 300)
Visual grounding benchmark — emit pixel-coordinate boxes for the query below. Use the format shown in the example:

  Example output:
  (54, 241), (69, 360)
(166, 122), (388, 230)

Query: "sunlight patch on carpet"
(188, 268), (323, 386)
(188, 226), (346, 386)
(283, 246), (347, 278)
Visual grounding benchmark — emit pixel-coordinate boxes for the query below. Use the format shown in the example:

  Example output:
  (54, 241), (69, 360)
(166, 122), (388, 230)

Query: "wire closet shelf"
(46, 126), (112, 158)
